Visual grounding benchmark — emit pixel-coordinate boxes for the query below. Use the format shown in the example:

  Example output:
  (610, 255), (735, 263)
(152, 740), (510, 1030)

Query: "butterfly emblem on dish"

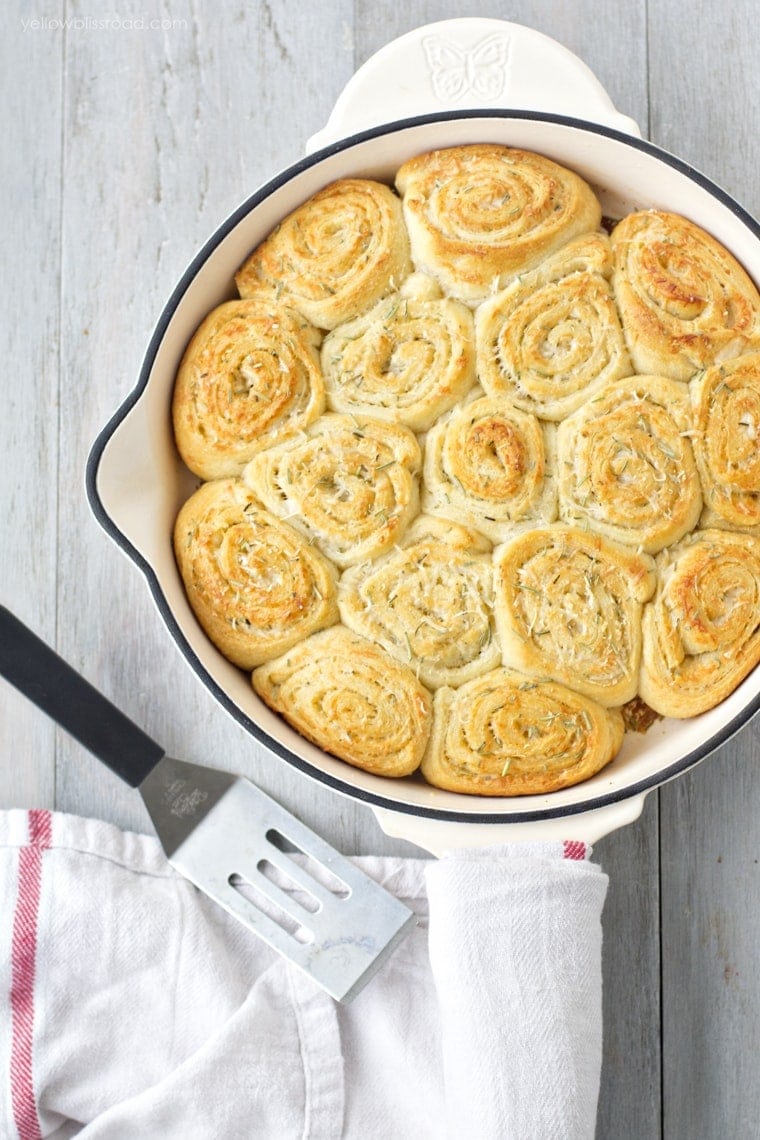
(422, 34), (511, 103)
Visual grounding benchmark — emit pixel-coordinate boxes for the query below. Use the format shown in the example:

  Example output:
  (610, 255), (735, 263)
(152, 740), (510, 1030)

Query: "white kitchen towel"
(0, 810), (607, 1140)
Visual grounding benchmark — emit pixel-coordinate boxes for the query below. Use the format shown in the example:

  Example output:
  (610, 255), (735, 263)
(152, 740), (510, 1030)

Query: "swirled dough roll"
(690, 353), (760, 534)
(321, 274), (476, 431)
(172, 301), (325, 480)
(557, 375), (702, 553)
(421, 667), (624, 795)
(640, 529), (760, 717)
(252, 627), (432, 777)
(243, 414), (420, 568)
(611, 210), (760, 380)
(476, 233), (632, 419)
(235, 180), (412, 330)
(174, 479), (339, 669)
(394, 145), (602, 305)
(421, 388), (557, 543)
(494, 525), (656, 706)
(338, 515), (499, 689)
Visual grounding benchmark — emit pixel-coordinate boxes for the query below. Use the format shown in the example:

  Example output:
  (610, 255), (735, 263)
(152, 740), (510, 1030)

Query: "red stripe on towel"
(10, 810), (52, 1140)
(563, 840), (587, 861)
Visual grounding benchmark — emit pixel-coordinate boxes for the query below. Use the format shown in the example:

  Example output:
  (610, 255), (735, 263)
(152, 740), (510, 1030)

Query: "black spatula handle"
(0, 605), (165, 787)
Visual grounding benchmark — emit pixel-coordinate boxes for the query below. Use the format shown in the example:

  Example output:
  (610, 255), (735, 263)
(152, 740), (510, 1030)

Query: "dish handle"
(371, 794), (647, 856)
(307, 18), (640, 153)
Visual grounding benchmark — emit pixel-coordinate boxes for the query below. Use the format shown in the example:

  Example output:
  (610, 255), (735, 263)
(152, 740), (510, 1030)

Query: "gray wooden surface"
(1, 3), (758, 1137)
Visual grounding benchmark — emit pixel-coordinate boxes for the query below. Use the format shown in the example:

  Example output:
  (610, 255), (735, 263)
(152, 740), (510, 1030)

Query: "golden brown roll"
(321, 273), (476, 431)
(421, 389), (557, 543)
(690, 353), (760, 534)
(556, 375), (703, 553)
(235, 179), (412, 330)
(493, 525), (656, 706)
(338, 515), (499, 689)
(173, 479), (339, 669)
(640, 529), (760, 717)
(611, 210), (760, 380)
(172, 301), (325, 480)
(252, 626), (432, 777)
(421, 667), (624, 795)
(475, 233), (633, 419)
(394, 145), (601, 305)
(243, 413), (420, 568)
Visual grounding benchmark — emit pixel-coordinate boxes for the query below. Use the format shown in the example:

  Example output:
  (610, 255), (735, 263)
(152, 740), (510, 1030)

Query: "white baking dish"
(86, 19), (760, 852)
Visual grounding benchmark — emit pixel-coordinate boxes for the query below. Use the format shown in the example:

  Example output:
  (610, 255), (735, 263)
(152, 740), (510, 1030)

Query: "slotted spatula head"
(0, 605), (416, 1003)
(140, 755), (417, 1002)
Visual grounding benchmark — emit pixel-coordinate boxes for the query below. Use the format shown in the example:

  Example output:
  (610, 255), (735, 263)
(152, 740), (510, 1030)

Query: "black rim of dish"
(85, 109), (760, 824)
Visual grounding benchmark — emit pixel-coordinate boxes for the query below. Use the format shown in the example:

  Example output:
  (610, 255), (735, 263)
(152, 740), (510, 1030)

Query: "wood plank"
(649, 0), (760, 216)
(0, 4), (62, 808)
(648, 2), (760, 1135)
(595, 794), (661, 1140)
(660, 743), (760, 1140)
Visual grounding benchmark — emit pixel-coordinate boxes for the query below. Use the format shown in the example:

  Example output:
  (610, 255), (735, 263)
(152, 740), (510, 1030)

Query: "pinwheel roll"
(494, 525), (656, 707)
(252, 627), (432, 777)
(421, 389), (557, 543)
(421, 667), (624, 795)
(556, 375), (703, 553)
(640, 529), (760, 717)
(172, 301), (325, 480)
(235, 180), (412, 331)
(321, 274), (476, 431)
(394, 145), (601, 305)
(611, 210), (760, 380)
(475, 233), (633, 420)
(690, 353), (760, 534)
(338, 516), (499, 689)
(243, 414), (420, 568)
(174, 479), (339, 669)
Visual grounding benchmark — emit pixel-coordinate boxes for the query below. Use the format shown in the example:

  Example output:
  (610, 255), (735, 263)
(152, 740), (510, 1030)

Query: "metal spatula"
(0, 606), (416, 1002)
